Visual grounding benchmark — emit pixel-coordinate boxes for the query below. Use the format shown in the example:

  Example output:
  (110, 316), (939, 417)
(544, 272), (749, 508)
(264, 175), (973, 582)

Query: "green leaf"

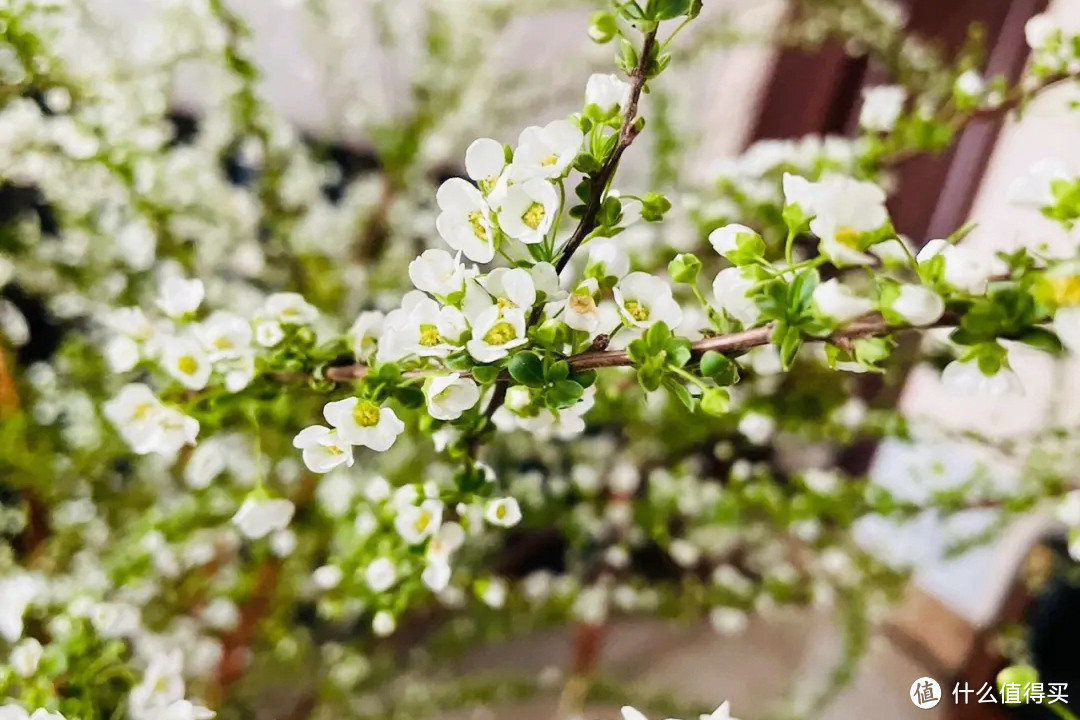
(394, 386), (424, 409)
(699, 350), (738, 385)
(546, 380), (584, 409)
(664, 337), (692, 368)
(664, 378), (696, 412)
(700, 387), (730, 417)
(508, 351), (545, 387)
(572, 369), (597, 388)
(779, 326), (803, 369)
(648, 0), (693, 20)
(645, 321), (672, 351)
(472, 365), (502, 385)
(546, 360), (570, 383)
(1017, 327), (1064, 355)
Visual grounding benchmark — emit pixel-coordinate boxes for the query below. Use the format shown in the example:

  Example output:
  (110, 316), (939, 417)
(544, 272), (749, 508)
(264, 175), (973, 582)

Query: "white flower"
(466, 306), (528, 362)
(365, 558), (397, 592)
(859, 85), (906, 132)
(312, 565), (343, 590)
(498, 179), (559, 245)
(349, 311), (384, 358)
(201, 598), (239, 630)
(465, 267), (537, 318)
(104, 336), (139, 372)
(484, 497), (522, 528)
(805, 177), (889, 266)
(941, 359), (1023, 396)
(322, 397), (405, 451)
(436, 178), (496, 264)
(129, 650), (184, 715)
(378, 292), (465, 362)
(510, 119), (583, 181)
(159, 701), (214, 720)
(700, 701), (739, 720)
(254, 319), (285, 347)
(621, 708), (649, 720)
(708, 224), (759, 259)
(585, 73), (630, 112)
(10, 638), (42, 677)
(585, 238), (630, 279)
(422, 561), (452, 592)
(0, 578), (36, 642)
(1025, 13), (1058, 50)
(428, 522), (466, 562)
(103, 384), (198, 456)
(712, 267), (760, 326)
(192, 312), (252, 362)
(425, 373), (481, 421)
(890, 284), (945, 326)
(613, 272), (683, 330)
(372, 610), (396, 637)
(564, 279), (601, 333)
(738, 412), (775, 445)
(232, 497), (296, 539)
(479, 578), (507, 608)
(395, 499), (444, 544)
(812, 279), (873, 324)
(709, 607), (748, 636)
(292, 425), (354, 473)
(263, 292), (318, 326)
(89, 602), (139, 639)
(409, 249), (468, 296)
(917, 239), (995, 294)
(1009, 158), (1072, 208)
(954, 70), (985, 98)
(161, 336), (212, 390)
(464, 137), (507, 195)
(156, 276), (204, 318)
(1056, 306), (1080, 354)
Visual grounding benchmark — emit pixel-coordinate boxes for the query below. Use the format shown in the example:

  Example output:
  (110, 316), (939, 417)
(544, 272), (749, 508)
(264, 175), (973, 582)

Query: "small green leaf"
(700, 387), (730, 417)
(508, 351), (545, 387)
(394, 386), (425, 409)
(472, 365), (502, 385)
(547, 380), (584, 408)
(546, 360), (571, 383)
(699, 350), (738, 385)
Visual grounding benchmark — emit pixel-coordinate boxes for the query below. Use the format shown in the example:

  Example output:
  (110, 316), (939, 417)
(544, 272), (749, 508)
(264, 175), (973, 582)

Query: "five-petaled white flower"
(917, 239), (996, 295)
(156, 276), (204, 318)
(484, 497), (522, 528)
(805, 177), (889, 266)
(377, 292), (466, 362)
(365, 557), (398, 592)
(510, 119), (583, 181)
(464, 137), (507, 197)
(564, 278), (602, 333)
(613, 272), (683, 330)
(890, 284), (945, 326)
(425, 373), (481, 421)
(409, 249), (470, 297)
(323, 397), (405, 452)
(395, 499), (444, 544)
(263, 292), (319, 326)
(161, 336), (212, 390)
(585, 73), (630, 113)
(232, 497), (296, 540)
(292, 425), (355, 473)
(498, 179), (559, 245)
(436, 178), (497, 264)
(712, 267), (760, 326)
(466, 306), (528, 362)
(859, 85), (906, 132)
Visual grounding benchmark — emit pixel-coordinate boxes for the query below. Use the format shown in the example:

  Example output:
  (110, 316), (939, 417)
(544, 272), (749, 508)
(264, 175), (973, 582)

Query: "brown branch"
(0, 345), (19, 418)
(300, 313), (953, 385)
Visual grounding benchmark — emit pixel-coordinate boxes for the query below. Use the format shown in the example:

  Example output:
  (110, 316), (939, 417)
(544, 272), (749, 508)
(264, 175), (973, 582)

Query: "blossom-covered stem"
(546, 27), (659, 283)
(314, 313), (957, 383)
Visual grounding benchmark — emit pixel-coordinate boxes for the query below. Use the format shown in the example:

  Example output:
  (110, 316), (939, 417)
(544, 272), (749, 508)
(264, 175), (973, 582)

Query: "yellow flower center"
(326, 444), (343, 456)
(834, 226), (862, 249)
(352, 400), (381, 428)
(1048, 275), (1080, 305)
(623, 300), (649, 322)
(414, 511), (432, 532)
(467, 210), (487, 241)
(133, 402), (154, 420)
(483, 321), (517, 346)
(494, 504), (508, 519)
(541, 153), (559, 167)
(496, 297), (515, 310)
(478, 178), (496, 195)
(177, 355), (199, 375)
(418, 324), (441, 347)
(569, 292), (595, 314)
(213, 337), (234, 350)
(522, 202), (546, 230)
